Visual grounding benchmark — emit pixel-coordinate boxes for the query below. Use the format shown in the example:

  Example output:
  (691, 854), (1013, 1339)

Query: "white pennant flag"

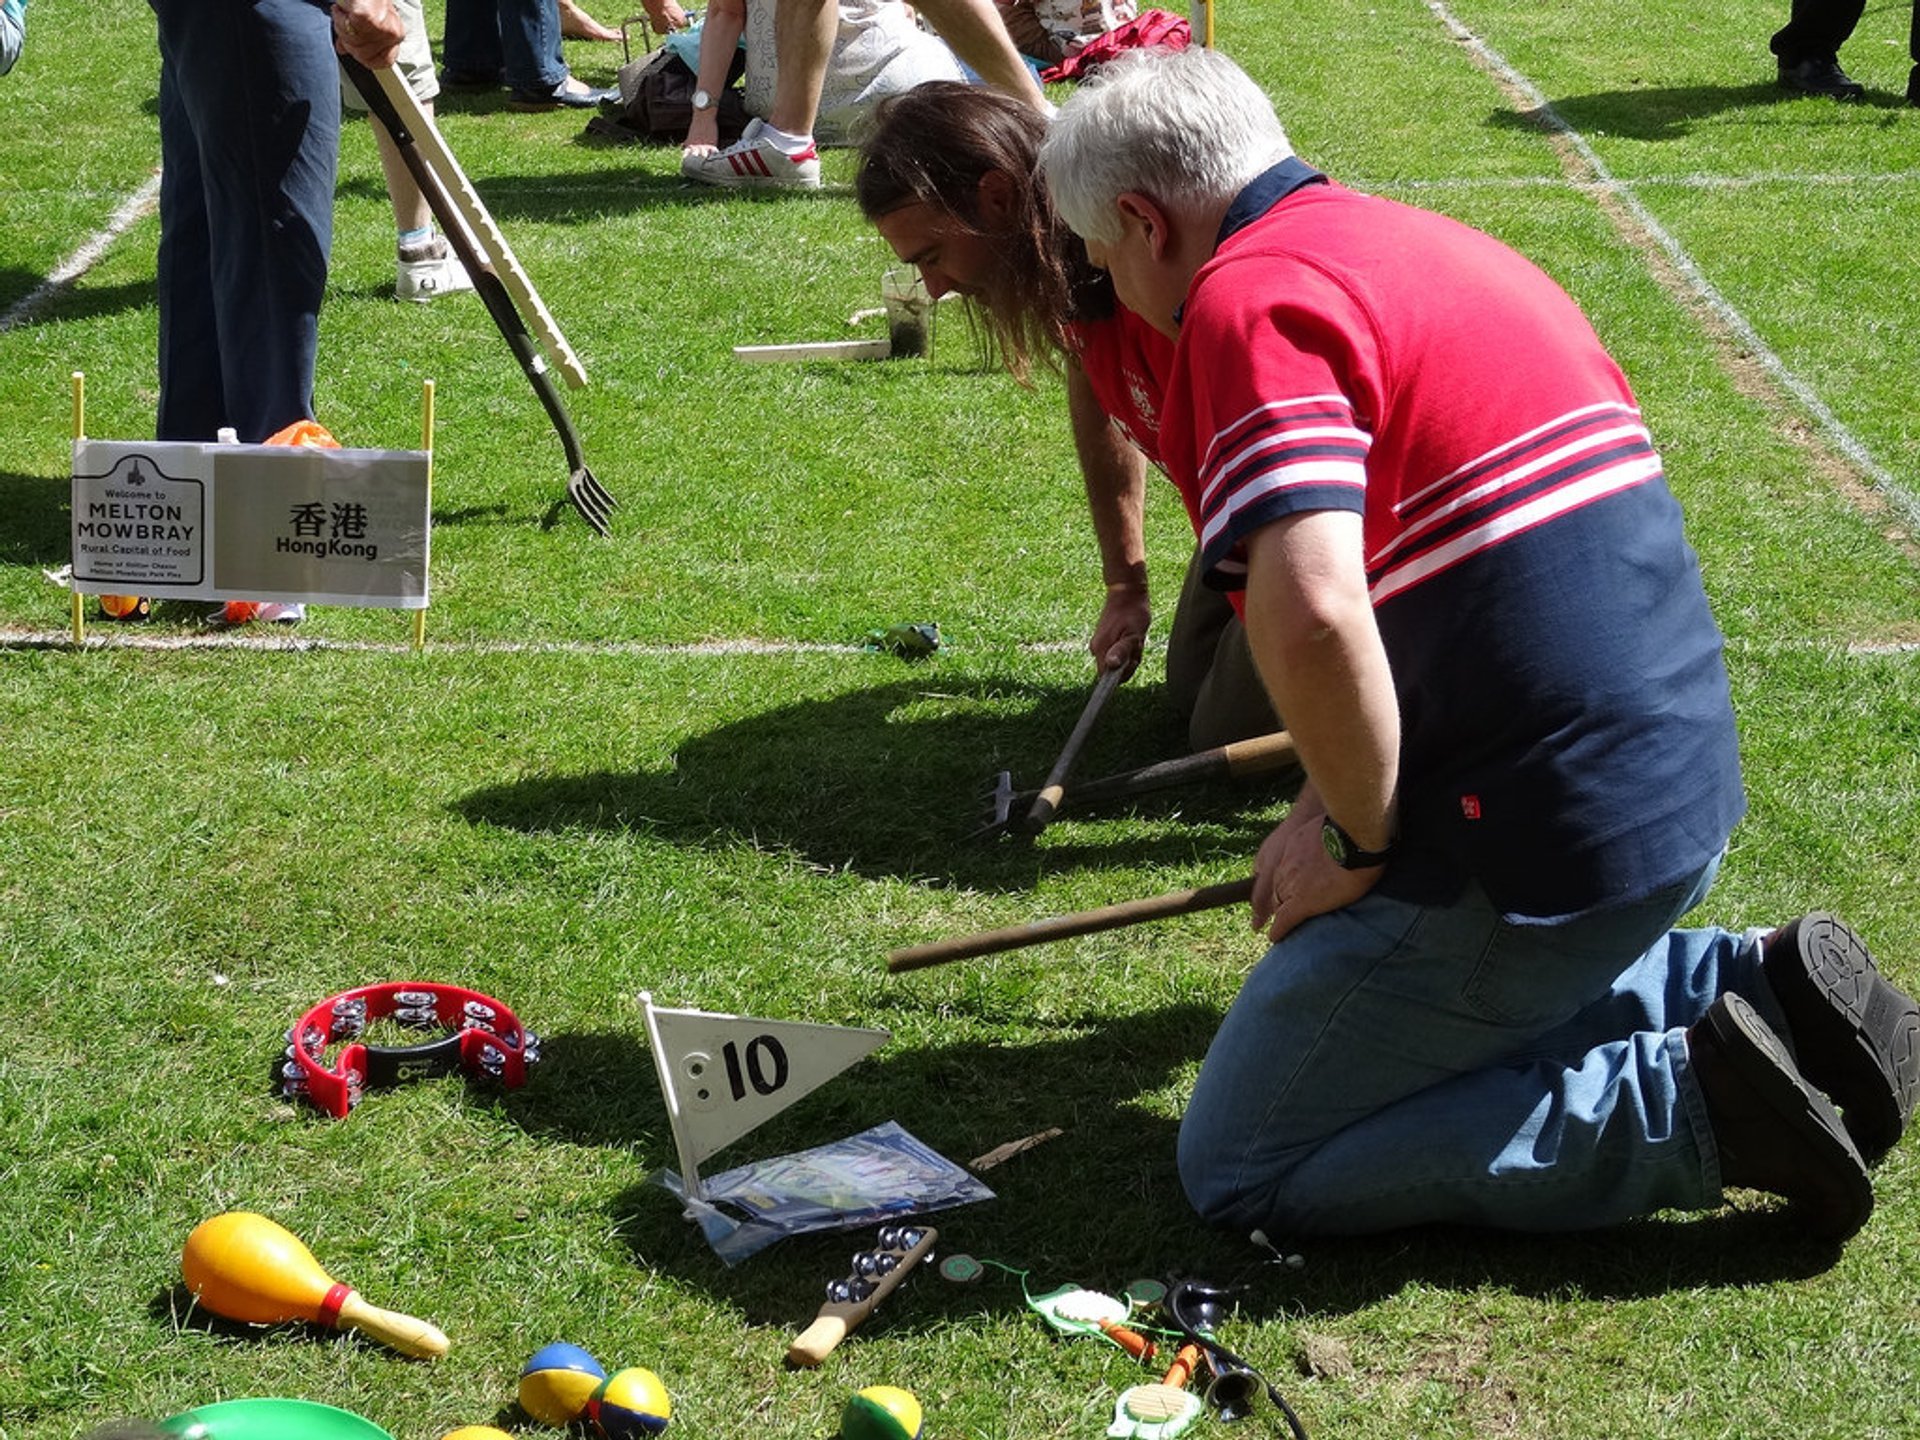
(640, 993), (890, 1198)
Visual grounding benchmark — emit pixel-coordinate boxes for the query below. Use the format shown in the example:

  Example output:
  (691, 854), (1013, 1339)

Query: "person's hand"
(1249, 789), (1382, 943)
(1089, 581), (1149, 680)
(332, 0), (406, 68)
(683, 110), (720, 156)
(644, 0), (691, 31)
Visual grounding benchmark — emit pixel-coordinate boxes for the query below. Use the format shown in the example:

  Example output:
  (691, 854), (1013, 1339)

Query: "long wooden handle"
(371, 66), (587, 389)
(334, 1291), (450, 1359)
(887, 878), (1254, 972)
(1025, 666), (1125, 834)
(1067, 730), (1297, 810)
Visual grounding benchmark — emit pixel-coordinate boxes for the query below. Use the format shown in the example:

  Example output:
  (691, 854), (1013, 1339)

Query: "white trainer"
(395, 240), (476, 303)
(680, 118), (821, 190)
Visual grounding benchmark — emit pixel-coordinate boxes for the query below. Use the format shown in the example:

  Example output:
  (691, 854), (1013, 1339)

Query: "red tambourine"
(278, 982), (539, 1118)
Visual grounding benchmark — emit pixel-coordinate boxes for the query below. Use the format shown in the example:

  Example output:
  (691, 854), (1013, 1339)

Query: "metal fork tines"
(567, 464), (617, 537)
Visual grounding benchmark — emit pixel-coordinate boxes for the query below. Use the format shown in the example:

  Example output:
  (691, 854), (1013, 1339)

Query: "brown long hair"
(854, 83), (1112, 380)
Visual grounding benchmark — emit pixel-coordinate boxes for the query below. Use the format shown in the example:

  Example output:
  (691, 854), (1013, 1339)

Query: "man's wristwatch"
(1322, 816), (1395, 870)
(691, 88), (717, 112)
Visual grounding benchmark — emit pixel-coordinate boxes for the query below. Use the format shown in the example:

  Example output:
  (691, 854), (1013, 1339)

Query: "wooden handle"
(334, 1291), (450, 1359)
(887, 878), (1253, 972)
(1218, 730), (1300, 778)
(371, 66), (587, 389)
(784, 1225), (937, 1368)
(1067, 730), (1296, 810)
(785, 1314), (850, 1368)
(1024, 666), (1125, 834)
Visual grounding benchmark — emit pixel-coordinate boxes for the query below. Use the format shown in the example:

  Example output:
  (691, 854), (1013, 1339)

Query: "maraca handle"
(334, 1291), (450, 1358)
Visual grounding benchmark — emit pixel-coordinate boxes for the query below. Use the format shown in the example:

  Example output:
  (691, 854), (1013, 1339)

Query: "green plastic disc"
(161, 1400), (395, 1440)
(937, 1253), (985, 1284)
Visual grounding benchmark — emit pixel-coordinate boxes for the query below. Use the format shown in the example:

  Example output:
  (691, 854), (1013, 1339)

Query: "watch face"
(692, 88), (712, 110)
(1321, 819), (1347, 865)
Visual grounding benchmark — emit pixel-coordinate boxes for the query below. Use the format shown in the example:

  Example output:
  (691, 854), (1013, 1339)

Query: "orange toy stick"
(1161, 1342), (1205, 1390)
(182, 1211), (449, 1359)
(1099, 1318), (1158, 1362)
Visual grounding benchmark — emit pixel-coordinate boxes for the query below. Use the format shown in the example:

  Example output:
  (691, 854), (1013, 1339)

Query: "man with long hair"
(856, 84), (1278, 749)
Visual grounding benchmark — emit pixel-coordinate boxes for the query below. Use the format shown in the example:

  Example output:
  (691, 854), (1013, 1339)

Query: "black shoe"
(506, 78), (618, 111)
(1777, 55), (1865, 101)
(439, 67), (505, 89)
(1763, 913), (1919, 1163)
(1690, 992), (1872, 1241)
(1907, 65), (1918, 106)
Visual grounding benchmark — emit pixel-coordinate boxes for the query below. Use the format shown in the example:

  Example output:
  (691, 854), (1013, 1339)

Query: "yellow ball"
(841, 1385), (923, 1440)
(519, 1342), (607, 1426)
(587, 1366), (672, 1439)
(98, 594), (149, 621)
(442, 1429), (515, 1440)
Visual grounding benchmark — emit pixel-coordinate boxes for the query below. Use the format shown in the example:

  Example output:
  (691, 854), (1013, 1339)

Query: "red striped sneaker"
(680, 119), (820, 190)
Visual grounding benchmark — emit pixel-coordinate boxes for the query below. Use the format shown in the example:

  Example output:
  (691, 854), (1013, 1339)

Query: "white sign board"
(71, 440), (430, 609)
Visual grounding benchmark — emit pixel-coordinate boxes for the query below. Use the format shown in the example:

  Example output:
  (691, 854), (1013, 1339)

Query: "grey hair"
(1037, 47), (1293, 244)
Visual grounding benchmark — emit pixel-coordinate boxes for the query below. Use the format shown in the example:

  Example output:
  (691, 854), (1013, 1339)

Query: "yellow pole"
(414, 378), (434, 652)
(70, 372), (86, 644)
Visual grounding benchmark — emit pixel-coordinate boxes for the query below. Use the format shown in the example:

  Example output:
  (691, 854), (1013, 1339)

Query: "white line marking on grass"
(0, 625), (1086, 658)
(1380, 168), (1920, 193)
(1425, 3), (1920, 535)
(0, 170), (163, 336)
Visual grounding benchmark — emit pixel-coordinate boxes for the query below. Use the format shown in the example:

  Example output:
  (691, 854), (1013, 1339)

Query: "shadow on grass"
(453, 677), (1291, 894)
(509, 1010), (1845, 1344)
(0, 470), (74, 567)
(1484, 81), (1912, 142)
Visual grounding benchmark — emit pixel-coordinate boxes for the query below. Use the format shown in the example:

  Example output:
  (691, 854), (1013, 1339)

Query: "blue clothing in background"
(1, 0), (27, 76)
(149, 0), (337, 441)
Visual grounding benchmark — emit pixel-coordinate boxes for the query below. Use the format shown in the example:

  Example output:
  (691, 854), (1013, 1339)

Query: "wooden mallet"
(181, 1211), (449, 1359)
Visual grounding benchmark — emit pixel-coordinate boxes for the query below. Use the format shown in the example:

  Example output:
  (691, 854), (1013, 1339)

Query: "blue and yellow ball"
(840, 1385), (923, 1440)
(518, 1342), (608, 1427)
(586, 1365), (672, 1439)
(441, 1428), (515, 1440)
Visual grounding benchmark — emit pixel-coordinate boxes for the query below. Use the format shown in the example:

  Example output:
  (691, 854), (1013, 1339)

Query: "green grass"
(3, 2), (1919, 1438)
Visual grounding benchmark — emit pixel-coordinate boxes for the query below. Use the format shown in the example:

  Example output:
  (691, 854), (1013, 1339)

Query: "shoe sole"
(681, 167), (821, 191)
(1707, 992), (1872, 1240)
(1767, 913), (1920, 1163)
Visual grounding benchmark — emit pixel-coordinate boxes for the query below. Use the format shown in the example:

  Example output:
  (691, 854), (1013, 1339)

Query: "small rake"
(342, 58), (617, 536)
(973, 729), (1299, 840)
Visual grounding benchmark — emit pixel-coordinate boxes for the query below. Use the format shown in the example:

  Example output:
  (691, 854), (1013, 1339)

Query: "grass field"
(2, 2), (1918, 1437)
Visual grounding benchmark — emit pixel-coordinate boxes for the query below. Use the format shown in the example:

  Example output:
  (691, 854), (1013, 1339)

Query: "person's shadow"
(1487, 80), (1909, 143)
(492, 1009), (1851, 1356)
(453, 675), (1291, 895)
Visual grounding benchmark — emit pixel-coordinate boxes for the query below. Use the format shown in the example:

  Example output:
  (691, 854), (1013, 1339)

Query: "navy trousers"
(442, 0), (567, 93)
(150, 0), (338, 442)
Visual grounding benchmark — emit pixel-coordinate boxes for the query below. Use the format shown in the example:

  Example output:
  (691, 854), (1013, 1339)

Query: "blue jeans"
(442, 0), (566, 91)
(151, 0), (336, 442)
(1177, 854), (1785, 1235)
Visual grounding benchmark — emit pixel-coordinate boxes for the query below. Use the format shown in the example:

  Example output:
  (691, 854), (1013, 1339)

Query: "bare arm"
(1069, 361), (1150, 679)
(1241, 509), (1400, 941)
(684, 0), (747, 154)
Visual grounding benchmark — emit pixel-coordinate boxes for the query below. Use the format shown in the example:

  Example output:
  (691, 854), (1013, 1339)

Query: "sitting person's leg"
(1174, 857), (1865, 1238)
(1164, 547), (1280, 752)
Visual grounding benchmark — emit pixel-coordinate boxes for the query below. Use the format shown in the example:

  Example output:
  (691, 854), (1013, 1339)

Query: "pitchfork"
(343, 58), (618, 536)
